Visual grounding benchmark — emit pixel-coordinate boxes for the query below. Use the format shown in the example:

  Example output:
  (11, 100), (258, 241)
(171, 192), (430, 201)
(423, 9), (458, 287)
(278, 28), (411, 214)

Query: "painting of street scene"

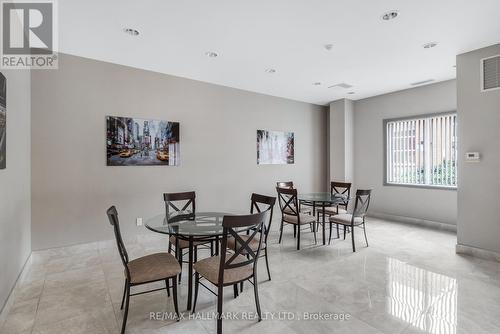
(257, 129), (294, 165)
(106, 116), (180, 166)
(0, 72), (6, 169)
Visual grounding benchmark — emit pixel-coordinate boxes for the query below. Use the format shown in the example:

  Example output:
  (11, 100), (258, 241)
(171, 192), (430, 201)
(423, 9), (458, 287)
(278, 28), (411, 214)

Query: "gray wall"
(353, 80), (457, 226)
(31, 54), (328, 250)
(457, 44), (500, 253)
(329, 99), (354, 183)
(0, 70), (31, 312)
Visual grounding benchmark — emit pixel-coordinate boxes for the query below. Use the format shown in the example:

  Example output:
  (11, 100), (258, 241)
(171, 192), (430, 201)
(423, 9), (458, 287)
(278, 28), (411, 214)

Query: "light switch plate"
(136, 217), (143, 226)
(465, 152), (480, 162)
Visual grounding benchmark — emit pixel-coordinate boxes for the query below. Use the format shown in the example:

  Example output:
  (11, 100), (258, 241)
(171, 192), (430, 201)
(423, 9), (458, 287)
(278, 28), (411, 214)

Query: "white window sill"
(384, 182), (457, 191)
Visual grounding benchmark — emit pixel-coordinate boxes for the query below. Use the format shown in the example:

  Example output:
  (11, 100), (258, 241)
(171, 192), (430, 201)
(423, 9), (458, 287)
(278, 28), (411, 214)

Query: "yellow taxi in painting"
(119, 149), (133, 158)
(156, 150), (169, 161)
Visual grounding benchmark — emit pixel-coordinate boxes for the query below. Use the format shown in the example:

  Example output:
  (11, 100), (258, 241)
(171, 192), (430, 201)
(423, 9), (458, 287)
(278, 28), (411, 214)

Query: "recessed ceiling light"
(265, 68), (276, 74)
(124, 28), (139, 36)
(312, 82), (322, 86)
(205, 51), (218, 58)
(423, 42), (438, 49)
(324, 44), (334, 51)
(329, 83), (353, 89)
(381, 10), (399, 21)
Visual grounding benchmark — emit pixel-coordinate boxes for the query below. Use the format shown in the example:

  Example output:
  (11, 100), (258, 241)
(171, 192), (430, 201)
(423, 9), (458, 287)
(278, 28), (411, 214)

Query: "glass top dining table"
(144, 211), (251, 237)
(144, 211), (248, 311)
(298, 192), (349, 245)
(298, 192), (348, 204)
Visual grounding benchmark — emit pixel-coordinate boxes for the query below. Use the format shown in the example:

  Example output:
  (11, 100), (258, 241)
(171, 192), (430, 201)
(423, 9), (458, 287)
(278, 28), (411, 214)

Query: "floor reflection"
(387, 258), (457, 334)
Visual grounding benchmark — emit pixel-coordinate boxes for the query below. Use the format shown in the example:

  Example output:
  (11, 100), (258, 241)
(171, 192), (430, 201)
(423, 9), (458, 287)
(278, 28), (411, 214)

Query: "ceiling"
(59, 0), (500, 105)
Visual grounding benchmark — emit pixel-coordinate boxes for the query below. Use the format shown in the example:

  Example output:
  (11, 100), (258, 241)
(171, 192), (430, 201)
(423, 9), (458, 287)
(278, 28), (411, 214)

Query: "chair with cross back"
(192, 210), (269, 334)
(276, 187), (317, 250)
(329, 189), (371, 252)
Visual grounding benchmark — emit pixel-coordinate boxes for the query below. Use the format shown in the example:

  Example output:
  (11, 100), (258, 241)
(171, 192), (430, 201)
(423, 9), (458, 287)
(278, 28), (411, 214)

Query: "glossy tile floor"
(2, 218), (500, 334)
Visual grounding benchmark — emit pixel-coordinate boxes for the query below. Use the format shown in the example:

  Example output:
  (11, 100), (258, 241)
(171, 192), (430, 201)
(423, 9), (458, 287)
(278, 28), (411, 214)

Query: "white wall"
(457, 44), (500, 253)
(31, 54), (328, 250)
(0, 70), (31, 312)
(352, 80), (457, 226)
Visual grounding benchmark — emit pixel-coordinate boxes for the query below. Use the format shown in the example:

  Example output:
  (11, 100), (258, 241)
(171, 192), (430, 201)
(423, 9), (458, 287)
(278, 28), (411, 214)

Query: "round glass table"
(298, 193), (349, 245)
(145, 211), (251, 237)
(145, 211), (248, 310)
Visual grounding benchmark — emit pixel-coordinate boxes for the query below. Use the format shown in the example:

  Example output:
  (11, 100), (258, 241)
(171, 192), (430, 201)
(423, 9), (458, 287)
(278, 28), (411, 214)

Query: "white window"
(385, 113), (457, 188)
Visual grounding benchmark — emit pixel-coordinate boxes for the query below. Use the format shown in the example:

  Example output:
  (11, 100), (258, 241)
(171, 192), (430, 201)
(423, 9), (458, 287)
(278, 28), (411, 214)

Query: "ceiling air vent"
(410, 79), (435, 86)
(481, 55), (500, 92)
(328, 83), (353, 89)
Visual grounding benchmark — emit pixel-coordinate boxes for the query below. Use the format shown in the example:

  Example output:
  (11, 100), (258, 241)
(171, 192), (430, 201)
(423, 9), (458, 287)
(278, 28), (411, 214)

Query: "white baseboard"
(368, 212), (457, 232)
(456, 244), (500, 262)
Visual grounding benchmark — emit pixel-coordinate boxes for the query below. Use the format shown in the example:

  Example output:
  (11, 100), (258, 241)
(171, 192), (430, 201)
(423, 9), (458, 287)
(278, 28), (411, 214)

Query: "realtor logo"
(1, 0), (58, 69)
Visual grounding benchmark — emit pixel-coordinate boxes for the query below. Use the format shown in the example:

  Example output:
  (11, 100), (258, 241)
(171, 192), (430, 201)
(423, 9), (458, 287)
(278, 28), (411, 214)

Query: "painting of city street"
(257, 129), (294, 165)
(0, 72), (6, 169)
(106, 116), (180, 166)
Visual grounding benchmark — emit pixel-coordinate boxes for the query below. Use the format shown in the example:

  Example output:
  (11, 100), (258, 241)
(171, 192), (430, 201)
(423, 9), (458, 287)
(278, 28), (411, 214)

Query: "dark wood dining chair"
(329, 189), (371, 252)
(192, 211), (269, 334)
(164, 191), (213, 282)
(315, 181), (352, 244)
(276, 187), (317, 250)
(106, 206), (181, 334)
(276, 181), (312, 216)
(276, 181), (294, 189)
(228, 193), (276, 285)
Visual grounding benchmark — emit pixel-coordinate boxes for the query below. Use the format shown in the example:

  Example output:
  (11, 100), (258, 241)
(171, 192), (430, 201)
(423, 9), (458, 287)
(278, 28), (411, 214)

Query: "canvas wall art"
(257, 129), (294, 165)
(106, 116), (180, 166)
(0, 72), (6, 169)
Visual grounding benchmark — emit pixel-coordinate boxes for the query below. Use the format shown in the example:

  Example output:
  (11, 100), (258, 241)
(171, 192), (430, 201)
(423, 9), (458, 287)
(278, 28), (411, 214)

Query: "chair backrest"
(331, 181), (351, 208)
(219, 211), (268, 283)
(106, 206), (131, 280)
(163, 191), (196, 222)
(250, 193), (276, 240)
(276, 181), (294, 189)
(276, 187), (299, 216)
(352, 189), (372, 218)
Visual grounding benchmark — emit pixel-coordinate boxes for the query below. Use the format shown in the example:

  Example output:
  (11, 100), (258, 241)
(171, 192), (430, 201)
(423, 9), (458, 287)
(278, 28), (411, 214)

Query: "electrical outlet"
(136, 217), (143, 226)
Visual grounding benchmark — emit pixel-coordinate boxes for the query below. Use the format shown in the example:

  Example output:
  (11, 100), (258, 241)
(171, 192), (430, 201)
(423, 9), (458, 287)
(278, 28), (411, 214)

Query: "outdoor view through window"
(385, 113), (457, 188)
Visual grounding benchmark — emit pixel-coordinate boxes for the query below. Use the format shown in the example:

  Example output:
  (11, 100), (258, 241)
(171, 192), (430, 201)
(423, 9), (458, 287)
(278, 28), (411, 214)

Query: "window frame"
(383, 111), (458, 191)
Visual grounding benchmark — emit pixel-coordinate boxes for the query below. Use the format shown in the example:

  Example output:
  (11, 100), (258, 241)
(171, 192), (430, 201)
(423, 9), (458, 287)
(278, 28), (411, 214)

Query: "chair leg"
(351, 225), (356, 252)
(336, 224), (340, 238)
(363, 223), (369, 247)
(172, 276), (180, 320)
(165, 278), (170, 297)
(217, 285), (224, 334)
(328, 222), (333, 245)
(233, 284), (239, 298)
(240, 281), (244, 293)
(293, 225), (297, 238)
(120, 279), (127, 310)
(297, 224), (301, 250)
(121, 281), (130, 334)
(253, 277), (262, 321)
(343, 225), (347, 240)
(192, 273), (199, 313)
(210, 241), (214, 256)
(278, 221), (284, 244)
(312, 223), (317, 244)
(194, 246), (198, 263)
(264, 248), (272, 281)
(175, 242), (182, 283)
